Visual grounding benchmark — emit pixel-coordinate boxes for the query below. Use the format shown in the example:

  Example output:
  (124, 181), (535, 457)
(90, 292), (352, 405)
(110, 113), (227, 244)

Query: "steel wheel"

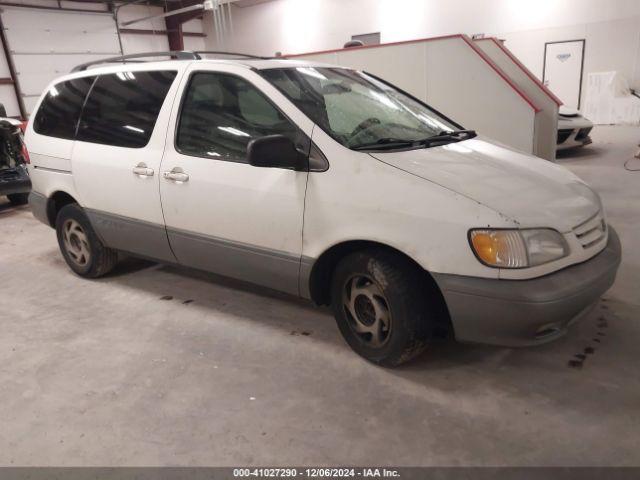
(62, 218), (91, 267)
(342, 274), (392, 347)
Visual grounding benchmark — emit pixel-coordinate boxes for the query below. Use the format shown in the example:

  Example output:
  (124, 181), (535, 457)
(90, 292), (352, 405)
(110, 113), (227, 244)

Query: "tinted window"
(77, 70), (177, 148)
(176, 72), (298, 161)
(33, 76), (95, 140)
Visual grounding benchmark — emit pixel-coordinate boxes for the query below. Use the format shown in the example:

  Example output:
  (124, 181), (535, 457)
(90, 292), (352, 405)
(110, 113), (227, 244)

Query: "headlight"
(469, 228), (568, 268)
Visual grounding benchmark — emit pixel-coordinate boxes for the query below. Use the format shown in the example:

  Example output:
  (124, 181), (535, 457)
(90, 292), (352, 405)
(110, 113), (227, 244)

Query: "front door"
(543, 40), (585, 109)
(159, 65), (314, 296)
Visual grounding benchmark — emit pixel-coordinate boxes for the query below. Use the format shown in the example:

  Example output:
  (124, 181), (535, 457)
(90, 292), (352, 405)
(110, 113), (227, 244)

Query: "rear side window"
(33, 76), (95, 140)
(77, 70), (177, 148)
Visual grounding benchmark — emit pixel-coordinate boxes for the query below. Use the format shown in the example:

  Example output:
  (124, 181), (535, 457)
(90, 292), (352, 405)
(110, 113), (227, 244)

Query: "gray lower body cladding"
(433, 226), (621, 346)
(28, 191), (48, 224)
(166, 228), (300, 296)
(85, 209), (176, 264)
(86, 210), (300, 295)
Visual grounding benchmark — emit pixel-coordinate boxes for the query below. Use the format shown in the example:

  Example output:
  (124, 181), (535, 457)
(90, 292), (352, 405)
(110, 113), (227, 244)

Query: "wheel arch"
(46, 190), (78, 227)
(306, 240), (452, 336)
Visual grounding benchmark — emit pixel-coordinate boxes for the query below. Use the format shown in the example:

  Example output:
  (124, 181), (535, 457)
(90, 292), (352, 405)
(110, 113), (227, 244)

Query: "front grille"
(576, 127), (593, 141)
(573, 211), (606, 249)
(557, 129), (573, 143)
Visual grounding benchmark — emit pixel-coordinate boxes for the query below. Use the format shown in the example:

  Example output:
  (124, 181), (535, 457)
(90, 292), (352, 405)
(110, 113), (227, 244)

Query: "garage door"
(1, 6), (120, 115)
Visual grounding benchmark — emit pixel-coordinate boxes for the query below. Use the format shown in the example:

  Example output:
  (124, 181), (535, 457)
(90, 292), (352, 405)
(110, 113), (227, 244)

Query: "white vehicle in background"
(25, 52), (621, 366)
(557, 106), (594, 150)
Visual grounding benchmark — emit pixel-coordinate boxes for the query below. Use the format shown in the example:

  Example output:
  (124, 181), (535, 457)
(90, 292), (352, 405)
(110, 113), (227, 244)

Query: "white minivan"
(26, 52), (621, 366)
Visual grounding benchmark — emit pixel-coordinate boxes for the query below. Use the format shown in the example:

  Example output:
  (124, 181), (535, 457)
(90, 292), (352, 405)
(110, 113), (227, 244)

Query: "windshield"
(260, 67), (461, 151)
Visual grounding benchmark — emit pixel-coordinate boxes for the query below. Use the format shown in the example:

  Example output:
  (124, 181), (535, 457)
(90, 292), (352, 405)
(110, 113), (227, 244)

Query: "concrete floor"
(0, 126), (639, 466)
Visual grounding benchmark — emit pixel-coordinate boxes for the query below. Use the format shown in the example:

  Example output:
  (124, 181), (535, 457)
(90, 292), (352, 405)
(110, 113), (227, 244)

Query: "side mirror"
(0, 103), (6, 118)
(247, 135), (305, 170)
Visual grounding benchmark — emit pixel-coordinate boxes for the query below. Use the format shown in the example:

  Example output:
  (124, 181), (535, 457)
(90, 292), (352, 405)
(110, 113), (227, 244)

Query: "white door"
(543, 40), (585, 109)
(159, 64), (314, 296)
(72, 68), (181, 262)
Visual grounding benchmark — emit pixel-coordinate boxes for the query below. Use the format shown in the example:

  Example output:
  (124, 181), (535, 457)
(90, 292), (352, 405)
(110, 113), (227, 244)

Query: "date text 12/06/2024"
(232, 468), (401, 478)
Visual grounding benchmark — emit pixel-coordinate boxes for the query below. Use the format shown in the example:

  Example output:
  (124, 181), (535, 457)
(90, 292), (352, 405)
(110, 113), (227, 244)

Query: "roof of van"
(69, 55), (342, 78)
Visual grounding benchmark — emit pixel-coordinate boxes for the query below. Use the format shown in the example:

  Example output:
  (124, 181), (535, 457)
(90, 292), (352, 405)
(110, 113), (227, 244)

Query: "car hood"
(369, 137), (600, 232)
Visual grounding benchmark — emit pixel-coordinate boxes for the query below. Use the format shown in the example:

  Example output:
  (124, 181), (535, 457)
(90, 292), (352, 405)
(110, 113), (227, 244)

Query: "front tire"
(7, 192), (29, 205)
(55, 203), (118, 278)
(330, 249), (434, 367)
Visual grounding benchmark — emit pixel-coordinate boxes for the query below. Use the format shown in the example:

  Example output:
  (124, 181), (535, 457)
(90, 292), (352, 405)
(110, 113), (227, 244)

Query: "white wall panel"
(117, 4), (166, 32)
(2, 7), (115, 33)
(475, 38), (559, 160)
(60, 1), (108, 12)
(0, 16), (17, 116)
(206, 0), (640, 57)
(183, 18), (204, 34)
(121, 33), (170, 55)
(503, 15), (640, 94)
(207, 0), (640, 97)
(0, 84), (20, 117)
(15, 54), (108, 96)
(8, 30), (119, 54)
(335, 43), (427, 101)
(1, 6), (120, 115)
(183, 35), (206, 52)
(0, 45), (10, 78)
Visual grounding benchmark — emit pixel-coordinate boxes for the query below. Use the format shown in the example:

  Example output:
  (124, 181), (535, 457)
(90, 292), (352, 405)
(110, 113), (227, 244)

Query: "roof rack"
(72, 51), (197, 72)
(71, 50), (273, 72)
(193, 50), (274, 60)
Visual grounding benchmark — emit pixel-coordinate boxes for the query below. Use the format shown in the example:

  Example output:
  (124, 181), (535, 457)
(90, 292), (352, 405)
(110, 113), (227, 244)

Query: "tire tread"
(331, 248), (433, 367)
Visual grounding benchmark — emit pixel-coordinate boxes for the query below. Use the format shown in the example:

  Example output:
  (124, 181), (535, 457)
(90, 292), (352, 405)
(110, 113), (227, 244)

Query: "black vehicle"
(0, 104), (30, 205)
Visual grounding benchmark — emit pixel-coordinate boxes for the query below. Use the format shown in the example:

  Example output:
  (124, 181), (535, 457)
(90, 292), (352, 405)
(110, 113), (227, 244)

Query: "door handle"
(163, 167), (189, 182)
(133, 162), (154, 176)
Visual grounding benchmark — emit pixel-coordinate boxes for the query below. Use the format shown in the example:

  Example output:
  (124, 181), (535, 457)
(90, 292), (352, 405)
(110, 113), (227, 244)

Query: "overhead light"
(124, 125), (145, 134)
(116, 71), (136, 81)
(217, 126), (250, 137)
(296, 67), (327, 81)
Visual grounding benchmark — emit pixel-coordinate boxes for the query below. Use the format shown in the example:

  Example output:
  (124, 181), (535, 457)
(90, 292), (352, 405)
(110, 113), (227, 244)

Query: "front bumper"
(557, 127), (593, 150)
(432, 226), (621, 346)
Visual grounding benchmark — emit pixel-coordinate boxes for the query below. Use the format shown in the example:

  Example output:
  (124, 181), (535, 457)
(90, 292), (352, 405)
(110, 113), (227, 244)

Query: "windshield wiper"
(351, 137), (418, 151)
(352, 130), (477, 152)
(418, 129), (477, 147)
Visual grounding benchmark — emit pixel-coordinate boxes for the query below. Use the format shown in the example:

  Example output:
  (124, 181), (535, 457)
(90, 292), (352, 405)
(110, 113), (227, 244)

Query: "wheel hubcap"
(343, 275), (391, 347)
(62, 219), (91, 266)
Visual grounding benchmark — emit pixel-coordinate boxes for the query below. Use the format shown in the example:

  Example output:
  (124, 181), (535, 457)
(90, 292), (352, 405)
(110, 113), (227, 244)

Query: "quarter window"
(77, 70), (177, 148)
(176, 72), (298, 161)
(33, 76), (95, 140)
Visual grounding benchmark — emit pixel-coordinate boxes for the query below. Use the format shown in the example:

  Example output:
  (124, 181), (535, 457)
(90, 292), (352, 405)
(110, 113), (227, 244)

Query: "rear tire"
(55, 203), (118, 278)
(7, 192), (29, 205)
(330, 249), (434, 367)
